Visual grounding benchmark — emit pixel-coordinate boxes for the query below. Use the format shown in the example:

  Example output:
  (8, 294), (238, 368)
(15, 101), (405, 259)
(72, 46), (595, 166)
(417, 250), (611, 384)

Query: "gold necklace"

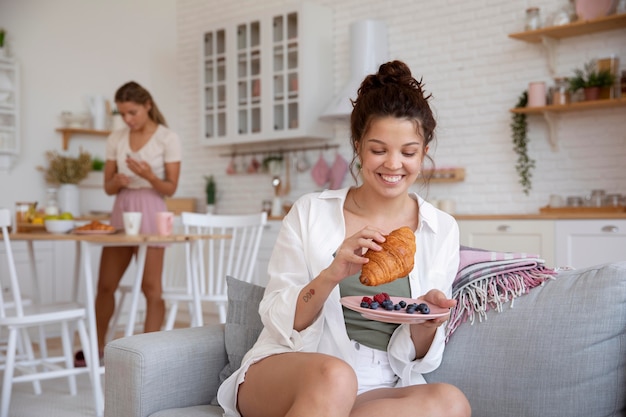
(351, 190), (363, 210)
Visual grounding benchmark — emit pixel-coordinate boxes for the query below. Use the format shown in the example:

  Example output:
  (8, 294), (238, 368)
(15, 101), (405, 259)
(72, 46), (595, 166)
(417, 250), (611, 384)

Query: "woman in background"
(217, 61), (470, 416)
(76, 81), (181, 366)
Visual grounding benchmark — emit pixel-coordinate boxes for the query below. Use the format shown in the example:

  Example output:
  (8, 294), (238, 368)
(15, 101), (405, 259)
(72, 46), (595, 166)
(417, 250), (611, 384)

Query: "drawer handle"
(601, 225), (619, 233)
(497, 225), (511, 232)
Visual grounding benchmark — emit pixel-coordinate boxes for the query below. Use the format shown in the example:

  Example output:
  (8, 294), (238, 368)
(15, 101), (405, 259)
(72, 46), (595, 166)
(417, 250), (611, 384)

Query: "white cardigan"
(218, 187), (460, 416)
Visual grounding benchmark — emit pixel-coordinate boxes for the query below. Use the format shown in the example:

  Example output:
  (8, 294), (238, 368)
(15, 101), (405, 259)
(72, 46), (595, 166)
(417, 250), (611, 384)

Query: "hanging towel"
(311, 153), (330, 187)
(328, 153), (348, 190)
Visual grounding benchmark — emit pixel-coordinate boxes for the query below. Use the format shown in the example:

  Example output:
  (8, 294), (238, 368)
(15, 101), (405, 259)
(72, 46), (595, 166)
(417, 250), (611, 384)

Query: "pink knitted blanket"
(446, 246), (557, 341)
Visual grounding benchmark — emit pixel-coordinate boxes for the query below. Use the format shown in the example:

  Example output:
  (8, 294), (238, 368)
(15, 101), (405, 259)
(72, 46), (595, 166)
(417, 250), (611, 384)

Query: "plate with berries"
(340, 292), (450, 324)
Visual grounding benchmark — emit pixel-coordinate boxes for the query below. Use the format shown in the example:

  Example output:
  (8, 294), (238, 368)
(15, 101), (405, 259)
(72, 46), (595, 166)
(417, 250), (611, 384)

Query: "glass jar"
(45, 188), (60, 216)
(588, 189), (606, 207)
(525, 7), (541, 31)
(552, 77), (570, 105)
(552, 0), (576, 26)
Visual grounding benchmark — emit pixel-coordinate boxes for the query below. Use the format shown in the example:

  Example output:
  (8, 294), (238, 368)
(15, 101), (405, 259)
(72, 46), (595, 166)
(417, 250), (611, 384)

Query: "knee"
(434, 383), (471, 417)
(315, 356), (357, 399)
(141, 283), (163, 301)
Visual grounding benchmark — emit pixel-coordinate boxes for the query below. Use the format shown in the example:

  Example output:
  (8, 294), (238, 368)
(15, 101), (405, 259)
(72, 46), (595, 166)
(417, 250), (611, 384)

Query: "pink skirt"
(110, 188), (166, 234)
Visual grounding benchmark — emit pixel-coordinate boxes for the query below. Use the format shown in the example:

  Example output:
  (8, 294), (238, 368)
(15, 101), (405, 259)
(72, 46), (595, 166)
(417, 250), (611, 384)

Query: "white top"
(217, 187), (460, 416)
(105, 125), (182, 189)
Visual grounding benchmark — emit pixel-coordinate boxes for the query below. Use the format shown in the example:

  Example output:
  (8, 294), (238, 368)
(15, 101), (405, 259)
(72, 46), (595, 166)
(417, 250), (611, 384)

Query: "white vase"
(58, 184), (80, 217)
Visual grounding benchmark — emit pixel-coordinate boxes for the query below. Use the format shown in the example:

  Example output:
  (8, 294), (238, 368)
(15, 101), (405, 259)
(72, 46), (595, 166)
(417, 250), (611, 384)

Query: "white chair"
(162, 211), (267, 329)
(0, 208), (99, 417)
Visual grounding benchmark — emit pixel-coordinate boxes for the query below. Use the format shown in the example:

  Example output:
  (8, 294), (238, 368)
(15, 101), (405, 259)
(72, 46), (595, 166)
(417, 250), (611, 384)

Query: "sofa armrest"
(104, 324), (226, 417)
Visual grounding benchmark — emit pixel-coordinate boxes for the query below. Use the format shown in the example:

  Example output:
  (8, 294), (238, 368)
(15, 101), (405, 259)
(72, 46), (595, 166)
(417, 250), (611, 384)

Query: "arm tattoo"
(302, 288), (316, 303)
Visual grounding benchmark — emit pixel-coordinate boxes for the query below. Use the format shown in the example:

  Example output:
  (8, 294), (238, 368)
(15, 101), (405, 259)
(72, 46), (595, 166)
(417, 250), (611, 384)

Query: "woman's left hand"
(126, 156), (155, 181)
(418, 289), (456, 329)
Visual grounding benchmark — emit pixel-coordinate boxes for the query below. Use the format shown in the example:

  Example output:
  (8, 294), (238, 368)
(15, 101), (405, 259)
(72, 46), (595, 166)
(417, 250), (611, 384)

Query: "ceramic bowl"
(45, 219), (75, 234)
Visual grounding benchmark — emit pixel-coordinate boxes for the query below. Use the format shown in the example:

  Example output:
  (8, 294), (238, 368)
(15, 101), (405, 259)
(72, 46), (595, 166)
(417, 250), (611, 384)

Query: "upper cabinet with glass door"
(0, 57), (19, 171)
(200, 2), (333, 147)
(202, 28), (227, 141)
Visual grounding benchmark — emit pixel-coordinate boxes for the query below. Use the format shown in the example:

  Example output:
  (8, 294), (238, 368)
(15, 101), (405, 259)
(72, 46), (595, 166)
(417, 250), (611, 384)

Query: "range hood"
(319, 20), (389, 121)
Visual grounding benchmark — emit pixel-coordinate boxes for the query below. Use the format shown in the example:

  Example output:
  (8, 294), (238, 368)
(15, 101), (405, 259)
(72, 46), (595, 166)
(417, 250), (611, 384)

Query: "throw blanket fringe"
(446, 247), (557, 342)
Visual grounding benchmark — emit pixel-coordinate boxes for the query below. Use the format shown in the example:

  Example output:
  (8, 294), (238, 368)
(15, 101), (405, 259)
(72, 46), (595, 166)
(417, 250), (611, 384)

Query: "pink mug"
(156, 211), (174, 236)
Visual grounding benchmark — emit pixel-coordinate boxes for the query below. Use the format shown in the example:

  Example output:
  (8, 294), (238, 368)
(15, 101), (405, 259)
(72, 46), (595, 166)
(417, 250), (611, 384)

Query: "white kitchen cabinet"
(200, 2), (333, 146)
(0, 56), (19, 170)
(555, 220), (626, 269)
(458, 219), (556, 267)
(254, 219), (281, 286)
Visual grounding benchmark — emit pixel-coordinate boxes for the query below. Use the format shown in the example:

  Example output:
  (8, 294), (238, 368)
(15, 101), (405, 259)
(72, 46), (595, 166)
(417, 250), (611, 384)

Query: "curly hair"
(349, 60), (436, 182)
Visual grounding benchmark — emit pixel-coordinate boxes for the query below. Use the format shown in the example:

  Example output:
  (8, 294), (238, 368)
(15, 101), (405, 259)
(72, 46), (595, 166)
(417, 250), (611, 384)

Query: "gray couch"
(104, 262), (626, 417)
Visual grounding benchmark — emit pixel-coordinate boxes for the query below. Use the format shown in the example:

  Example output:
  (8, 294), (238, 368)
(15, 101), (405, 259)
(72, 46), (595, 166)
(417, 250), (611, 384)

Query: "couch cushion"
(425, 261), (626, 417)
(150, 404), (223, 417)
(210, 275), (265, 405)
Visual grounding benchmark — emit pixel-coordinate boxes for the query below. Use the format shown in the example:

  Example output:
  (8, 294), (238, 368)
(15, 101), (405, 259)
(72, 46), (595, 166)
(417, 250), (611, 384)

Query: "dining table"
(10, 230), (230, 417)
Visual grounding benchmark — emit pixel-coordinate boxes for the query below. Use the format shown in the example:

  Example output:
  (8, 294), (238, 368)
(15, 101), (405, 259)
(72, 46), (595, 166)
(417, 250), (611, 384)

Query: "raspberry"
(381, 292), (390, 301)
(361, 296), (373, 306)
(373, 293), (387, 304)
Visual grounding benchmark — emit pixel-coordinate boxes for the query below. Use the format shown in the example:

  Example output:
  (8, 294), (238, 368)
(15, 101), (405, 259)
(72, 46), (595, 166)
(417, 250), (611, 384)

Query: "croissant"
(359, 226), (416, 286)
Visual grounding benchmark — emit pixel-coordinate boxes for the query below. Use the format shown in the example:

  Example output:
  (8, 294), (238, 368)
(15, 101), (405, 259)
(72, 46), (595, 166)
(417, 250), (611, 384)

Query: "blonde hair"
(114, 81), (167, 126)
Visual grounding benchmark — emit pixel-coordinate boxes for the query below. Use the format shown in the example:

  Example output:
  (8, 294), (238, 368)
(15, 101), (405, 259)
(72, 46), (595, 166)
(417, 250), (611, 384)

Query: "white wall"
(0, 0), (178, 214)
(176, 0), (626, 215)
(1, 0), (625, 217)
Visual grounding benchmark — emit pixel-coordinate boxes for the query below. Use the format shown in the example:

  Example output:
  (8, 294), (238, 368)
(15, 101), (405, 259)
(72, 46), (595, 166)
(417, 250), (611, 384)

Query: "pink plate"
(340, 296), (450, 324)
(72, 228), (118, 235)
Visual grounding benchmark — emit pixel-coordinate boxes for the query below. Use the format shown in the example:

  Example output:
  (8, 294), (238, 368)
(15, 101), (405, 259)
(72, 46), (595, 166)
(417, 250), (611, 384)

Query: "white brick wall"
(176, 0), (626, 215)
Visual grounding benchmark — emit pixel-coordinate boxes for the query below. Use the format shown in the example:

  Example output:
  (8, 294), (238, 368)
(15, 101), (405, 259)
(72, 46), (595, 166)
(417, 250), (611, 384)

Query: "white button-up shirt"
(218, 187), (460, 416)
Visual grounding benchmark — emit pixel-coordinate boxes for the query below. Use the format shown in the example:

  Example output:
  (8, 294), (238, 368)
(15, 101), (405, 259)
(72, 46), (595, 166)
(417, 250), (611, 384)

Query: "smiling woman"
(218, 60), (470, 417)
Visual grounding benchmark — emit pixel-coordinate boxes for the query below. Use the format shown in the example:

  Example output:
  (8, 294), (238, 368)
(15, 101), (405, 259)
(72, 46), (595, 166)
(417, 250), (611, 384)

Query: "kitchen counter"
(455, 212), (626, 220)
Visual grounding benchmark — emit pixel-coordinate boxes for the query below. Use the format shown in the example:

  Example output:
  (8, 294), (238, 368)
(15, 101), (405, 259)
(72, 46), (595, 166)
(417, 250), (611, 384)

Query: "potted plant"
(568, 59), (616, 101)
(204, 175), (216, 213)
(38, 149), (92, 217)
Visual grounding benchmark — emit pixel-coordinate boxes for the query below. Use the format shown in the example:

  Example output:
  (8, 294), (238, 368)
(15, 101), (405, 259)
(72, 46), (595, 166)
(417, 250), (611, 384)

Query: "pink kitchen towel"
(329, 153), (348, 190)
(311, 153), (330, 186)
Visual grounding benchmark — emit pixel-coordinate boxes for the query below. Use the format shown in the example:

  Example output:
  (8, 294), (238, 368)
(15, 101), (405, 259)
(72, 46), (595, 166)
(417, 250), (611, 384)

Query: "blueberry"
(416, 303), (430, 314)
(406, 307), (416, 314)
(384, 303), (394, 311)
(370, 301), (380, 310)
(398, 300), (407, 308)
(360, 302), (370, 308)
(393, 304), (401, 310)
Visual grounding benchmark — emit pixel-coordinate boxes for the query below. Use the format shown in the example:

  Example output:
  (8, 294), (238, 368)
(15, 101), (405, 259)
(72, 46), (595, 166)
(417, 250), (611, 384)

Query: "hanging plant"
(511, 91), (535, 195)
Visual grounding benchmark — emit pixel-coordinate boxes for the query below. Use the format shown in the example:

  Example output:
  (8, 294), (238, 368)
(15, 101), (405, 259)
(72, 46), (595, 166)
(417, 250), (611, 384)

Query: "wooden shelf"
(56, 127), (111, 150)
(509, 98), (626, 150)
(419, 167), (465, 183)
(509, 13), (626, 74)
(509, 13), (626, 43)
(510, 97), (626, 115)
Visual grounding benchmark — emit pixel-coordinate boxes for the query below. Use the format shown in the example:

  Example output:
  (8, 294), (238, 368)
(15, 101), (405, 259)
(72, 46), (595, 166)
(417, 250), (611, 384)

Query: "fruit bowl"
(44, 219), (75, 234)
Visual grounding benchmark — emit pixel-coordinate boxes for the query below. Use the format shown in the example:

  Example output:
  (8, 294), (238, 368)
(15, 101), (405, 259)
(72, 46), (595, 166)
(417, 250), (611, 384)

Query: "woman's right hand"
(110, 173), (130, 190)
(324, 226), (387, 285)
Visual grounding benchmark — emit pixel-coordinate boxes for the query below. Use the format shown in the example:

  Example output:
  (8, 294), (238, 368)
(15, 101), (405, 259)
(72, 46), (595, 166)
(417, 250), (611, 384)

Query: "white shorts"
(352, 341), (399, 395)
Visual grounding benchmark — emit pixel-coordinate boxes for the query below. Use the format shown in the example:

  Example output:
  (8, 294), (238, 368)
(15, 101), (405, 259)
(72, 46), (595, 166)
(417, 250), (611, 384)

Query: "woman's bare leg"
(238, 352), (358, 417)
(352, 382), (471, 417)
(95, 246), (134, 351)
(141, 246), (165, 333)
